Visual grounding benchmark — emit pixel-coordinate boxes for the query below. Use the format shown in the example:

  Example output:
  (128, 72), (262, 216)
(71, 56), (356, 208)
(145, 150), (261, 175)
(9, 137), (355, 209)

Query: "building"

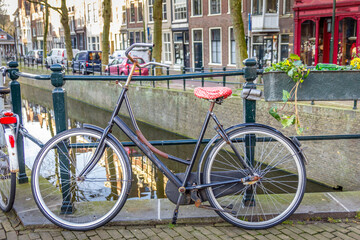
(294, 0), (360, 66)
(244, 0), (294, 67)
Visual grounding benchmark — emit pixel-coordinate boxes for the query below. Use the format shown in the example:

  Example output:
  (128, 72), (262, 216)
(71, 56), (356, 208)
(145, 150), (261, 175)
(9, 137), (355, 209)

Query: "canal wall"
(18, 77), (360, 191)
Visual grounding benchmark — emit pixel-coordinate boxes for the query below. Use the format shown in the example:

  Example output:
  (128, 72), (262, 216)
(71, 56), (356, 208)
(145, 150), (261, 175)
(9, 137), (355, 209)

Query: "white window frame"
(208, 0), (221, 16)
(122, 5), (127, 25)
(163, 32), (172, 63)
(162, 0), (168, 21)
(87, 3), (92, 23)
(228, 27), (236, 66)
(283, 0), (291, 15)
(138, 1), (143, 23)
(191, 0), (202, 17)
(191, 28), (203, 69)
(209, 27), (222, 65)
(93, 3), (98, 23)
(173, 0), (187, 22)
(148, 0), (154, 23)
(130, 1), (136, 23)
(278, 34), (290, 62)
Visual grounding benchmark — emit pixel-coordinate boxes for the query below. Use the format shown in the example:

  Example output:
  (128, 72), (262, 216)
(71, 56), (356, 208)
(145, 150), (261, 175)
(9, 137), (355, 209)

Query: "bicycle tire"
(203, 126), (306, 229)
(31, 128), (132, 231)
(0, 129), (16, 212)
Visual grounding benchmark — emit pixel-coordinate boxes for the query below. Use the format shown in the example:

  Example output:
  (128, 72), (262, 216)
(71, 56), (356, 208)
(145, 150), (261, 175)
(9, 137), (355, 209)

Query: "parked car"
(45, 48), (79, 68)
(105, 57), (149, 76)
(109, 50), (125, 60)
(72, 51), (102, 74)
(24, 50), (43, 64)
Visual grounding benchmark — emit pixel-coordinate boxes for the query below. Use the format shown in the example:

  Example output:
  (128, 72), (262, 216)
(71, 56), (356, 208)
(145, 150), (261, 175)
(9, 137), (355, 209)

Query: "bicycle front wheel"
(0, 129), (16, 212)
(31, 128), (132, 231)
(203, 126), (306, 229)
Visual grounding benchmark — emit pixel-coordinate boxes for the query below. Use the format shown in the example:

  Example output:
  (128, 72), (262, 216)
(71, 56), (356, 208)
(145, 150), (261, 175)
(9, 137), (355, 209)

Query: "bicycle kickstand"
(171, 193), (185, 225)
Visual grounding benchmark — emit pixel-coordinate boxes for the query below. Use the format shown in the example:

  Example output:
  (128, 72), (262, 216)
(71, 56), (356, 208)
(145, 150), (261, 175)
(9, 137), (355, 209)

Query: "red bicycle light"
(4, 112), (13, 117)
(0, 116), (17, 124)
(9, 135), (15, 148)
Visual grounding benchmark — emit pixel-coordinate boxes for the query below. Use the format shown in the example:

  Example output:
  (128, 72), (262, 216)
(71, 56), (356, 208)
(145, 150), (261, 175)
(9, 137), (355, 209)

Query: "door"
(321, 18), (332, 63)
(193, 29), (203, 71)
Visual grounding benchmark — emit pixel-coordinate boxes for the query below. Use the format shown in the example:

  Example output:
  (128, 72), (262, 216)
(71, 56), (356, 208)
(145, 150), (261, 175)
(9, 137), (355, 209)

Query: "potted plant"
(263, 54), (360, 134)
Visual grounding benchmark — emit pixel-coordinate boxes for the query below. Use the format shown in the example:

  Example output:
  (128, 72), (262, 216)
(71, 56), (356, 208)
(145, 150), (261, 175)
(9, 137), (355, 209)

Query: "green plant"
(355, 211), (360, 220)
(282, 220), (294, 225)
(265, 54), (310, 134)
(327, 217), (342, 223)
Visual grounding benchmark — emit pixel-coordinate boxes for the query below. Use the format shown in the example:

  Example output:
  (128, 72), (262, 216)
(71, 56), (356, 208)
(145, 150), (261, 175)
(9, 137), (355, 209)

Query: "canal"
(18, 82), (336, 201)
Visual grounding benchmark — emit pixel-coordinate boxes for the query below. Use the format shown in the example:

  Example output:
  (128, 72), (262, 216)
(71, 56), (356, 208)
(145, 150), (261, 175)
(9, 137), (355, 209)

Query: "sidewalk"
(3, 205), (360, 240)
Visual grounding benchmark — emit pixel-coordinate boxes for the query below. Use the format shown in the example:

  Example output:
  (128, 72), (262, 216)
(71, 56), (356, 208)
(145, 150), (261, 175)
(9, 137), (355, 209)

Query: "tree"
(43, 0), (49, 64)
(230, 0), (248, 68)
(0, 0), (14, 36)
(153, 0), (162, 75)
(27, 0), (73, 62)
(102, 0), (111, 67)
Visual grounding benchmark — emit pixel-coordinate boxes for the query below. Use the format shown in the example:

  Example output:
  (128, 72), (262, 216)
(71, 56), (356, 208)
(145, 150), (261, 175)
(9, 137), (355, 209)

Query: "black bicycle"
(31, 43), (307, 231)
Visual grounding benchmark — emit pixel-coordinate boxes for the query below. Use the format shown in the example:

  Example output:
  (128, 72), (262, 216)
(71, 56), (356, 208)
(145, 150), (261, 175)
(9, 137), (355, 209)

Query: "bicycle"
(0, 66), (44, 212)
(31, 43), (307, 231)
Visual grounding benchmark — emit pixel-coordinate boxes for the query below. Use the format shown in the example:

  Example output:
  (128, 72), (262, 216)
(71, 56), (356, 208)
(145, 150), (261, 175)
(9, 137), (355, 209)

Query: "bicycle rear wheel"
(0, 129), (16, 212)
(31, 128), (132, 231)
(203, 126), (306, 229)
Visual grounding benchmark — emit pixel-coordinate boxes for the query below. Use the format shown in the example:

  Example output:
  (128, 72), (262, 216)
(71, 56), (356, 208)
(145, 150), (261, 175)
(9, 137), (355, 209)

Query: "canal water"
(18, 82), (336, 201)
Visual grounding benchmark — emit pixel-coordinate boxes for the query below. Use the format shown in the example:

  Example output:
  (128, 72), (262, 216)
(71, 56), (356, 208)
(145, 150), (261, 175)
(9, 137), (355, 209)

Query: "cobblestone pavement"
(2, 210), (360, 240)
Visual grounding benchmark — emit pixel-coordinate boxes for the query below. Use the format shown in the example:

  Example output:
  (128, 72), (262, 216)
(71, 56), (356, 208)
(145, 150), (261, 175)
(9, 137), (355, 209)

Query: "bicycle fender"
(4, 127), (19, 173)
(83, 124), (131, 165)
(196, 123), (300, 184)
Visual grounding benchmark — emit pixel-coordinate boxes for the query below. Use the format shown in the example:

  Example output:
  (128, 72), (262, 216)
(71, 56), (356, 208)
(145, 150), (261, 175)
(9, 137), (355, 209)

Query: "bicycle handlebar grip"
(125, 43), (154, 58)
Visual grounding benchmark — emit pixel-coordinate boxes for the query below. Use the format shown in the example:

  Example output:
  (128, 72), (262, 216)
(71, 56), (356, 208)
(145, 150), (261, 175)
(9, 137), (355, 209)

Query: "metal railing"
(5, 59), (360, 183)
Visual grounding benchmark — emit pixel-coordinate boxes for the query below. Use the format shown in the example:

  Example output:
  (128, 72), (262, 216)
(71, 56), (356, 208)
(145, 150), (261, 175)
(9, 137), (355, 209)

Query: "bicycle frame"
(78, 63), (253, 192)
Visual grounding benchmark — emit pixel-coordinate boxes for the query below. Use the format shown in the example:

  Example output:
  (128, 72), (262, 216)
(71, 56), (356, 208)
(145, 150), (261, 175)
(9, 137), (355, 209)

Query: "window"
(266, 0), (277, 13)
(93, 3), (98, 22)
(230, 28), (236, 65)
(122, 5), (126, 24)
(138, 2), (143, 22)
(192, 0), (202, 16)
(129, 32), (134, 45)
(92, 36), (96, 50)
(149, 0), (154, 22)
(252, 0), (263, 15)
(163, 33), (171, 62)
(135, 32), (140, 43)
(280, 34), (289, 62)
(210, 0), (221, 15)
(174, 0), (187, 20)
(120, 33), (127, 50)
(130, 2), (135, 22)
(87, 4), (92, 23)
(162, 0), (167, 20)
(210, 29), (221, 64)
(283, 0), (291, 14)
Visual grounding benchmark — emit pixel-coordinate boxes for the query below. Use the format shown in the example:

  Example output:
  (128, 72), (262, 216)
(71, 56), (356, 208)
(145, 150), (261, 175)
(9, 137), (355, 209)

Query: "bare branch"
(26, 0), (62, 15)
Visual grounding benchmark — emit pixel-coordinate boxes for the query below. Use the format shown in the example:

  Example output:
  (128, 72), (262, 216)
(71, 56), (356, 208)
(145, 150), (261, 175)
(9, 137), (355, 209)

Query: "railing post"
(7, 61), (29, 184)
(50, 64), (73, 213)
(182, 66), (186, 91)
(353, 100), (357, 110)
(167, 67), (170, 89)
(201, 66), (204, 87)
(223, 67), (226, 87)
(242, 58), (258, 206)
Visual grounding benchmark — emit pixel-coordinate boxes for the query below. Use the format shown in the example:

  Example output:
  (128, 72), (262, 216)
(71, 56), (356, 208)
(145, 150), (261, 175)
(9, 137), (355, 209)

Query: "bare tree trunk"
(60, 0), (73, 63)
(43, 0), (49, 64)
(153, 0), (162, 75)
(230, 0), (248, 68)
(102, 0), (111, 67)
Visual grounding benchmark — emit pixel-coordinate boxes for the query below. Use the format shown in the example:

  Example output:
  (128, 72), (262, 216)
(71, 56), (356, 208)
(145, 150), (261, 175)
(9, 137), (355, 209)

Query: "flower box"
(263, 71), (360, 101)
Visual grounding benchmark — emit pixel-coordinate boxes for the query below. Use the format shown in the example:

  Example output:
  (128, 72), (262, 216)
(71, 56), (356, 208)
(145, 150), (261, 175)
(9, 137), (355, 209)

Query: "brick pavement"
(1, 210), (360, 240)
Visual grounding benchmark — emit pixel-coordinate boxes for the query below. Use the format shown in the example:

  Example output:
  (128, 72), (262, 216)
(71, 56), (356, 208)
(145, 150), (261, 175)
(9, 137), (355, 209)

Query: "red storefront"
(294, 0), (360, 66)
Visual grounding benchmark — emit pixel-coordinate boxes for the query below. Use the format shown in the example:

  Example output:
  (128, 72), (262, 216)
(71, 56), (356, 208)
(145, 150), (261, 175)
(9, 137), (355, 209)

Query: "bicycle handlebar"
(125, 43), (170, 69)
(140, 62), (170, 68)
